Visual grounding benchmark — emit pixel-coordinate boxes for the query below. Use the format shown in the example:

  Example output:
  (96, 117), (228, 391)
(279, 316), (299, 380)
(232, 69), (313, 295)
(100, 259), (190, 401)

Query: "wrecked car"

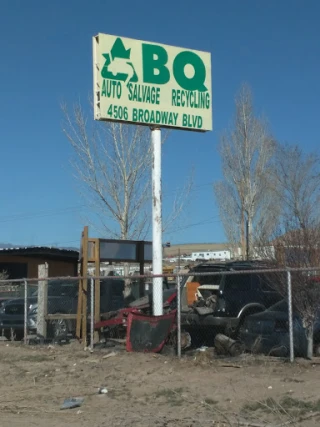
(128, 278), (177, 313)
(0, 277), (126, 341)
(179, 261), (283, 346)
(95, 261), (286, 353)
(96, 278), (178, 347)
(240, 299), (320, 357)
(97, 261), (284, 352)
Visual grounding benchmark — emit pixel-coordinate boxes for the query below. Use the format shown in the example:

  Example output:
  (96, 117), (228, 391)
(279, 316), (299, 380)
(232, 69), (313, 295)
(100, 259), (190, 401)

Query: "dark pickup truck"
(0, 277), (125, 340)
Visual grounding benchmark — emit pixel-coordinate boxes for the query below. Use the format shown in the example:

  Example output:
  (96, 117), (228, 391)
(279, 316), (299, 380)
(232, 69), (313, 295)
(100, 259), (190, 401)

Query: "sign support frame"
(151, 126), (163, 316)
(92, 32), (213, 316)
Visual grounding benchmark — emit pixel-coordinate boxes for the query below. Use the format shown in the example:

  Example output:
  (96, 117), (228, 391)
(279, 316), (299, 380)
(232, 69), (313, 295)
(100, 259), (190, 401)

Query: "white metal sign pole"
(151, 126), (163, 316)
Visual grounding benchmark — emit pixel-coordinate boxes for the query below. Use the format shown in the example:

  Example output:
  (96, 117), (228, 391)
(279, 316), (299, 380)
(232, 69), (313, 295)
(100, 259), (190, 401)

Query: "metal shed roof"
(0, 246), (79, 261)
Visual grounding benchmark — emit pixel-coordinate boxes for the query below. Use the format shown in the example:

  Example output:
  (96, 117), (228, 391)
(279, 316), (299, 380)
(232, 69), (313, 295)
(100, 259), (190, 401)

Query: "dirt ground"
(0, 341), (319, 427)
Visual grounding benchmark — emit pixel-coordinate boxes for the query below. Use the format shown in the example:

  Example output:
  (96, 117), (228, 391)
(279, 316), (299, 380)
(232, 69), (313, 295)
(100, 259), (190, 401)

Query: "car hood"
(4, 297), (38, 306)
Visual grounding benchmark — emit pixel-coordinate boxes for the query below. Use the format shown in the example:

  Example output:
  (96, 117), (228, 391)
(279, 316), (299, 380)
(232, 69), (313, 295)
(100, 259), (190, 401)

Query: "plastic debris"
(98, 387), (108, 394)
(102, 351), (117, 359)
(60, 397), (84, 410)
(197, 346), (209, 352)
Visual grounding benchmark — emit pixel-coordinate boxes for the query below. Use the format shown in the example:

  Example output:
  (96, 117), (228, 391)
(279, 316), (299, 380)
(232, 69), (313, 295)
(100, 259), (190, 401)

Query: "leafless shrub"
(258, 144), (320, 358)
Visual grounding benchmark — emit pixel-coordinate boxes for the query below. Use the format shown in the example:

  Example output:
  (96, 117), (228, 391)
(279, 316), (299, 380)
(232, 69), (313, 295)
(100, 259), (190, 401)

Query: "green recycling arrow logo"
(101, 38), (138, 84)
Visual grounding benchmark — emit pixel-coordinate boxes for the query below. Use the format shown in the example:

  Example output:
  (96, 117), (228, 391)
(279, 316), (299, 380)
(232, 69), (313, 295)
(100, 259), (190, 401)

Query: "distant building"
(190, 250), (231, 261)
(0, 246), (79, 279)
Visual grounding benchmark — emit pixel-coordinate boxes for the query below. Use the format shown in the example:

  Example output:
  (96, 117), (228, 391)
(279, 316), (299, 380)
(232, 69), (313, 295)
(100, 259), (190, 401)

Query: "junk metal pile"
(95, 262), (320, 358)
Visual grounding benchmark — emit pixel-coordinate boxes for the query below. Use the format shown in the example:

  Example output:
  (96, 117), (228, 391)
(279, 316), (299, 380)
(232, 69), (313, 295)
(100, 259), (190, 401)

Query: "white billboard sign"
(93, 33), (212, 131)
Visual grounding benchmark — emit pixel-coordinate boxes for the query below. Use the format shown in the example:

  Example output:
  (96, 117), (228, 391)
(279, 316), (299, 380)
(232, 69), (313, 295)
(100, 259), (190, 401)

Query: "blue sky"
(0, 0), (319, 248)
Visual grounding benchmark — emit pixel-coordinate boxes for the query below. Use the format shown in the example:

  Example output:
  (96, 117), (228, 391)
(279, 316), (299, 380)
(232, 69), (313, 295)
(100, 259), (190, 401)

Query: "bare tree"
(62, 103), (153, 240)
(274, 144), (320, 235)
(214, 84), (279, 258)
(0, 270), (8, 282)
(63, 102), (192, 241)
(62, 102), (193, 296)
(269, 144), (320, 358)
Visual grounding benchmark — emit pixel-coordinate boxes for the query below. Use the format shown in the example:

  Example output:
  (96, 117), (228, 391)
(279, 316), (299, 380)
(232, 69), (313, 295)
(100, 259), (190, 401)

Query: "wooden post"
(94, 238), (100, 343)
(75, 262), (83, 340)
(36, 263), (49, 343)
(81, 226), (89, 345)
(76, 226), (89, 344)
(138, 242), (145, 298)
(76, 230), (84, 339)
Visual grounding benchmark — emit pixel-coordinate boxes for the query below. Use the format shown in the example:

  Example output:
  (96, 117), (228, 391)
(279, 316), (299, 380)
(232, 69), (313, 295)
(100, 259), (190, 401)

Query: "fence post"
(287, 269), (294, 363)
(24, 280), (28, 345)
(177, 274), (181, 358)
(37, 263), (49, 343)
(90, 277), (94, 352)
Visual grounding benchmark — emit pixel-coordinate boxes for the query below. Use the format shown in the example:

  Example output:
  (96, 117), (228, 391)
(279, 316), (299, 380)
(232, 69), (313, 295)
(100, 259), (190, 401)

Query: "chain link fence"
(176, 266), (320, 360)
(0, 266), (319, 361)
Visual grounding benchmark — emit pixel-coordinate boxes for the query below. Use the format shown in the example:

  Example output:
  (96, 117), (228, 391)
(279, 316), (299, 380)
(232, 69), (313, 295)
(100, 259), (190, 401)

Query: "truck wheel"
(236, 319), (247, 339)
(235, 308), (265, 340)
(4, 329), (24, 341)
(48, 318), (68, 341)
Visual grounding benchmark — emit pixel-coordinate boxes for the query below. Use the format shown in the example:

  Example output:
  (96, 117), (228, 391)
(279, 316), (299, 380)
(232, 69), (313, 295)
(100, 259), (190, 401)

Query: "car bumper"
(0, 314), (37, 331)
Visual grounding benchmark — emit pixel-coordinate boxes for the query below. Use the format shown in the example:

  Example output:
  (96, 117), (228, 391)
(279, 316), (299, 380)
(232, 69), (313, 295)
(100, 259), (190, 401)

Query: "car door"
(257, 273), (283, 308)
(222, 273), (253, 316)
(47, 280), (79, 314)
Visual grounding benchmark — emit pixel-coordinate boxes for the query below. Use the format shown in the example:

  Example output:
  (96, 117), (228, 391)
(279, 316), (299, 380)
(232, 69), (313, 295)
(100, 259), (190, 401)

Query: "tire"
(47, 318), (69, 341)
(4, 329), (24, 341)
(160, 344), (177, 356)
(224, 323), (239, 339)
(236, 320), (246, 340)
(235, 308), (265, 340)
(314, 343), (320, 357)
